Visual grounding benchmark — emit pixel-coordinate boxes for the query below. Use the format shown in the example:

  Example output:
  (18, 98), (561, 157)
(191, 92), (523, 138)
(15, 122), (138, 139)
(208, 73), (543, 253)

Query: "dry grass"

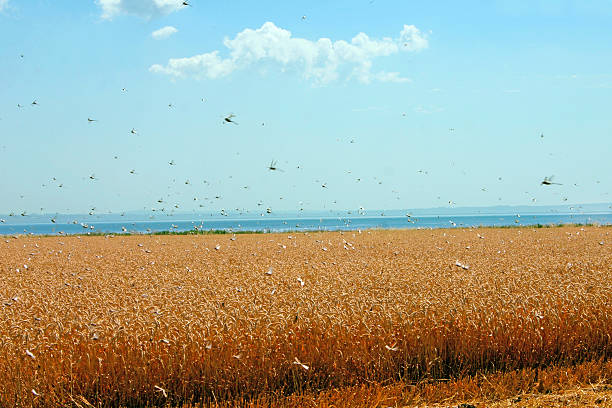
(0, 226), (611, 407)
(206, 367), (612, 407)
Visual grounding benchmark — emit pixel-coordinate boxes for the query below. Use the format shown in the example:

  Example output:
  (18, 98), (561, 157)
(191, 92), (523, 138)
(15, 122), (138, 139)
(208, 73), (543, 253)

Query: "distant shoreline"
(2, 221), (611, 238)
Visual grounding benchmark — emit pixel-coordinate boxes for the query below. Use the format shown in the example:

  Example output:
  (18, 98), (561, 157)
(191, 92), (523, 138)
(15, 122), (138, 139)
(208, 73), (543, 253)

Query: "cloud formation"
(97, 0), (185, 19)
(152, 26), (178, 40)
(0, 0), (8, 11)
(414, 105), (444, 114)
(150, 22), (428, 84)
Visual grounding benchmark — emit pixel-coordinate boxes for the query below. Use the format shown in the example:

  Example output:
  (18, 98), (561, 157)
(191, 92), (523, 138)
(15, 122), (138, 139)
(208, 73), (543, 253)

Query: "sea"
(1, 212), (611, 236)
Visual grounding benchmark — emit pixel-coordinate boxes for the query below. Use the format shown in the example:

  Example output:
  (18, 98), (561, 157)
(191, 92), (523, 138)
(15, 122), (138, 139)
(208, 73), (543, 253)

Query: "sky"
(1, 0), (611, 216)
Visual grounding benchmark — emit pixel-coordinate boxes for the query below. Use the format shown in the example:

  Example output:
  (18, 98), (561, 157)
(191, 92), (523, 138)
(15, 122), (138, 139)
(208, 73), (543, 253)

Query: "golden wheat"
(0, 226), (610, 406)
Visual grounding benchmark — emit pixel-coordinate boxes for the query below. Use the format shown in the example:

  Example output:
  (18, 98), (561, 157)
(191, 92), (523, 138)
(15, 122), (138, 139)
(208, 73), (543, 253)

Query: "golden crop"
(0, 226), (610, 407)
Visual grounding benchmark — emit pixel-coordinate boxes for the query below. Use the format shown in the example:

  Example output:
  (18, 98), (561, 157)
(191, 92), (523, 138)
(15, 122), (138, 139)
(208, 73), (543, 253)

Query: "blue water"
(1, 213), (611, 236)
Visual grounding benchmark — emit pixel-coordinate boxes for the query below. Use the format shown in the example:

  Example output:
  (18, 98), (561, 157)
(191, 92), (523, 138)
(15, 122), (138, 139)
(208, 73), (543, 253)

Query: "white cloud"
(152, 26), (178, 40)
(150, 22), (428, 84)
(414, 105), (444, 114)
(97, 0), (185, 19)
(374, 72), (412, 83)
(0, 0), (9, 11)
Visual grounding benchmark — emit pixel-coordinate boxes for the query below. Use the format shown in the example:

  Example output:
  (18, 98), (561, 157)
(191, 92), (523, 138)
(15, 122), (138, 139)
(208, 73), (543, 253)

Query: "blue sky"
(1, 0), (611, 216)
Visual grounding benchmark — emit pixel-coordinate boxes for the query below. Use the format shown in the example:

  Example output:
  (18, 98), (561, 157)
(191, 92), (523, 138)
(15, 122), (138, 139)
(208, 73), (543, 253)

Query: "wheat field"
(0, 226), (611, 407)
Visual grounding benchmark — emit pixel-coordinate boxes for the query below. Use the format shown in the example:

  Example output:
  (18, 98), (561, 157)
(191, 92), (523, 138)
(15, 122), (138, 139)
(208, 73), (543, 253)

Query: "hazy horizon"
(2, 201), (611, 224)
